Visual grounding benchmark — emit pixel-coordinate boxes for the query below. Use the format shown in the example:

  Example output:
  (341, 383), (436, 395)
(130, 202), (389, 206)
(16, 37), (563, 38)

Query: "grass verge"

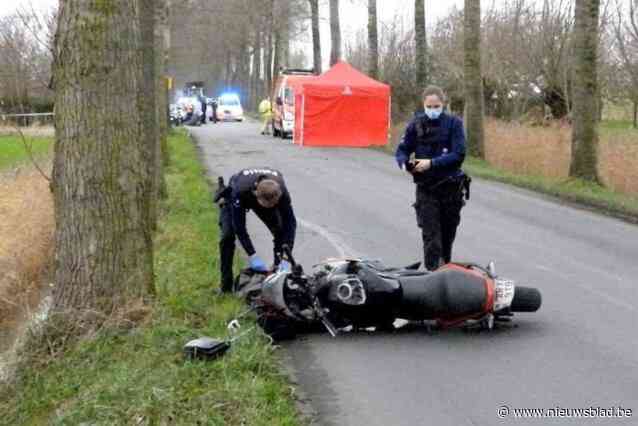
(462, 156), (638, 222)
(0, 130), (299, 426)
(383, 122), (638, 223)
(0, 135), (52, 170)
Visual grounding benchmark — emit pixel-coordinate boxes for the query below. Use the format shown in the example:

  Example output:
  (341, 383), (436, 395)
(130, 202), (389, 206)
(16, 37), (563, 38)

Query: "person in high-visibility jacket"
(258, 98), (273, 135)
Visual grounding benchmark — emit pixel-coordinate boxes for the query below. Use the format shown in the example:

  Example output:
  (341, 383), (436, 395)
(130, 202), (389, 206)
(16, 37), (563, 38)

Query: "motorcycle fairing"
(320, 264), (402, 328)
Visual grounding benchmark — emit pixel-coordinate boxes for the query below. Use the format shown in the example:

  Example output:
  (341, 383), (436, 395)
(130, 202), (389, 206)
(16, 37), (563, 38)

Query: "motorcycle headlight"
(334, 277), (366, 305)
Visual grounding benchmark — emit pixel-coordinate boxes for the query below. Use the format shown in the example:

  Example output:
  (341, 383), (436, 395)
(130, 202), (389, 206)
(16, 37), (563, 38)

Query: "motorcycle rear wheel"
(510, 286), (542, 312)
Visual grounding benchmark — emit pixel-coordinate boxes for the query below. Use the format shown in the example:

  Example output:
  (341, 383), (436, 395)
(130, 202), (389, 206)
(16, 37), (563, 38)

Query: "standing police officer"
(216, 167), (297, 293)
(199, 93), (208, 124)
(395, 85), (470, 271)
(210, 98), (218, 123)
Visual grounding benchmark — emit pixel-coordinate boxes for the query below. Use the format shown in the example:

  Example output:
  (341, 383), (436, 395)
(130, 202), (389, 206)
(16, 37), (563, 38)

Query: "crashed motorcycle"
(235, 246), (542, 341)
(184, 248), (542, 358)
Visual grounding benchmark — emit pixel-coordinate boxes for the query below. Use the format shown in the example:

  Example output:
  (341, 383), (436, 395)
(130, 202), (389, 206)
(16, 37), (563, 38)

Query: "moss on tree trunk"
(51, 0), (154, 316)
(463, 0), (485, 158)
(414, 0), (427, 90)
(569, 0), (600, 182)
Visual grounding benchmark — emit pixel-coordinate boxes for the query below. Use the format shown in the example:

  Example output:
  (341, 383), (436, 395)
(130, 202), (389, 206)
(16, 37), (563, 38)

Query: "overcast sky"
(0, 0), (56, 18)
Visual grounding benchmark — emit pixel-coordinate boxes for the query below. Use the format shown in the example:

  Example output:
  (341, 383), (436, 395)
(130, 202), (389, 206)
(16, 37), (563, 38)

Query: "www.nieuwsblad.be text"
(497, 405), (633, 419)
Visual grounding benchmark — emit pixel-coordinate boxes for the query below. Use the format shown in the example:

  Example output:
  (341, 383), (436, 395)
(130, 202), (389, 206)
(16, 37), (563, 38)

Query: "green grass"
(0, 130), (300, 426)
(0, 135), (52, 170)
(463, 156), (638, 221)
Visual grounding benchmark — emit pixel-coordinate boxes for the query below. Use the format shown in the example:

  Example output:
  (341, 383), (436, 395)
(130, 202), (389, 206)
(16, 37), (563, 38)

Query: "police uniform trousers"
(218, 202), (285, 292)
(413, 180), (464, 271)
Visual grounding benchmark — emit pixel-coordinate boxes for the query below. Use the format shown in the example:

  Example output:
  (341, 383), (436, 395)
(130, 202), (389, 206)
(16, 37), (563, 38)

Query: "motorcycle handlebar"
(281, 244), (295, 265)
(281, 244), (303, 276)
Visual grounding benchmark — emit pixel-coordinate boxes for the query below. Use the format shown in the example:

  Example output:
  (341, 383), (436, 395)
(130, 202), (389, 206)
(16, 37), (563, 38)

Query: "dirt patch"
(0, 165), (54, 351)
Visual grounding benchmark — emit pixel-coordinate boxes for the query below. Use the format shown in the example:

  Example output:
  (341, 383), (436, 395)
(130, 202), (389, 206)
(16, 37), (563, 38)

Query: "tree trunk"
(51, 0), (154, 315)
(543, 86), (569, 119)
(569, 0), (600, 182)
(252, 29), (263, 109)
(329, 0), (341, 66)
(633, 99), (637, 129)
(414, 0), (427, 89)
(280, 8), (290, 69)
(141, 0), (159, 236)
(239, 39), (251, 105)
(161, 0), (171, 168)
(265, 32), (273, 96)
(309, 0), (322, 74)
(368, 0), (379, 80)
(463, 0), (485, 158)
(155, 1), (169, 188)
(273, 30), (281, 84)
(265, 1), (275, 95)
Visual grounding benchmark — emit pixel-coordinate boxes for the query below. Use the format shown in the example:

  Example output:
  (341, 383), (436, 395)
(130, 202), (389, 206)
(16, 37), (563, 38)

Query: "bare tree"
(612, 0), (638, 127)
(368, 0), (379, 79)
(464, 0), (485, 158)
(140, 0), (159, 233)
(158, 0), (171, 169)
(251, 24), (264, 106)
(415, 0), (427, 90)
(265, 2), (275, 94)
(536, 0), (575, 119)
(0, 11), (55, 117)
(330, 0), (342, 66)
(51, 0), (154, 317)
(309, 0), (322, 73)
(570, 0), (601, 181)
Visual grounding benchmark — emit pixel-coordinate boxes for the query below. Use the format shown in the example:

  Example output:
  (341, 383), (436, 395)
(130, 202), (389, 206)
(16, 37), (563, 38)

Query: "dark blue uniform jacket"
(229, 168), (296, 256)
(395, 112), (466, 184)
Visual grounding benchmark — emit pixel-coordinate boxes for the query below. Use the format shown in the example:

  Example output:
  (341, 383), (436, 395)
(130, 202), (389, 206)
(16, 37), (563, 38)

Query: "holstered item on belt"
(418, 172), (471, 201)
(214, 176), (232, 204)
(462, 174), (472, 200)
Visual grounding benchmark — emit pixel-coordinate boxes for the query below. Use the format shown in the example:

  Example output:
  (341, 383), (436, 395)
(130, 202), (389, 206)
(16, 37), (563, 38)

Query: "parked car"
(216, 93), (244, 121)
(271, 68), (315, 138)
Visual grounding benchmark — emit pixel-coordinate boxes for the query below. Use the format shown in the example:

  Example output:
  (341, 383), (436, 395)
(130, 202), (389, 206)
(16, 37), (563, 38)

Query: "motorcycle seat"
(398, 269), (487, 320)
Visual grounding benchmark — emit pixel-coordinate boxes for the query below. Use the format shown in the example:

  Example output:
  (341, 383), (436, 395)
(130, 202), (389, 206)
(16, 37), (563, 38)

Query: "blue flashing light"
(220, 92), (240, 99)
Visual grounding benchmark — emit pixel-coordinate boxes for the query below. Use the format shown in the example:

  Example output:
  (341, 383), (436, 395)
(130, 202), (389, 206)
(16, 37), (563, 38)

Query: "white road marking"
(298, 218), (361, 258)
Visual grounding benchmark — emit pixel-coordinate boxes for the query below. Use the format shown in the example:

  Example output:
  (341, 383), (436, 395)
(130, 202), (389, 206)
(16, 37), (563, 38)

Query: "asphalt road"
(191, 120), (638, 426)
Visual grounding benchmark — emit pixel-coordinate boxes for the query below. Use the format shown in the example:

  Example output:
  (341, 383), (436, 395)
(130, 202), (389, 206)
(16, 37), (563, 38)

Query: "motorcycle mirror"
(487, 261), (496, 277)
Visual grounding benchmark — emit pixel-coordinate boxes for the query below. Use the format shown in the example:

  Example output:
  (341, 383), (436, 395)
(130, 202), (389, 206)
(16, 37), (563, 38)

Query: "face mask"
(424, 107), (443, 120)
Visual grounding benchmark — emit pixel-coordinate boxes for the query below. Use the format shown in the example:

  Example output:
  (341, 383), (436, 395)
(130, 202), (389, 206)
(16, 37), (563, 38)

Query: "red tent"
(292, 62), (390, 147)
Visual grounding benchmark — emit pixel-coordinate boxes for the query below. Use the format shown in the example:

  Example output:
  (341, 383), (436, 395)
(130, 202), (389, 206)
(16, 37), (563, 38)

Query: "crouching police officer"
(215, 168), (297, 293)
(395, 85), (471, 271)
